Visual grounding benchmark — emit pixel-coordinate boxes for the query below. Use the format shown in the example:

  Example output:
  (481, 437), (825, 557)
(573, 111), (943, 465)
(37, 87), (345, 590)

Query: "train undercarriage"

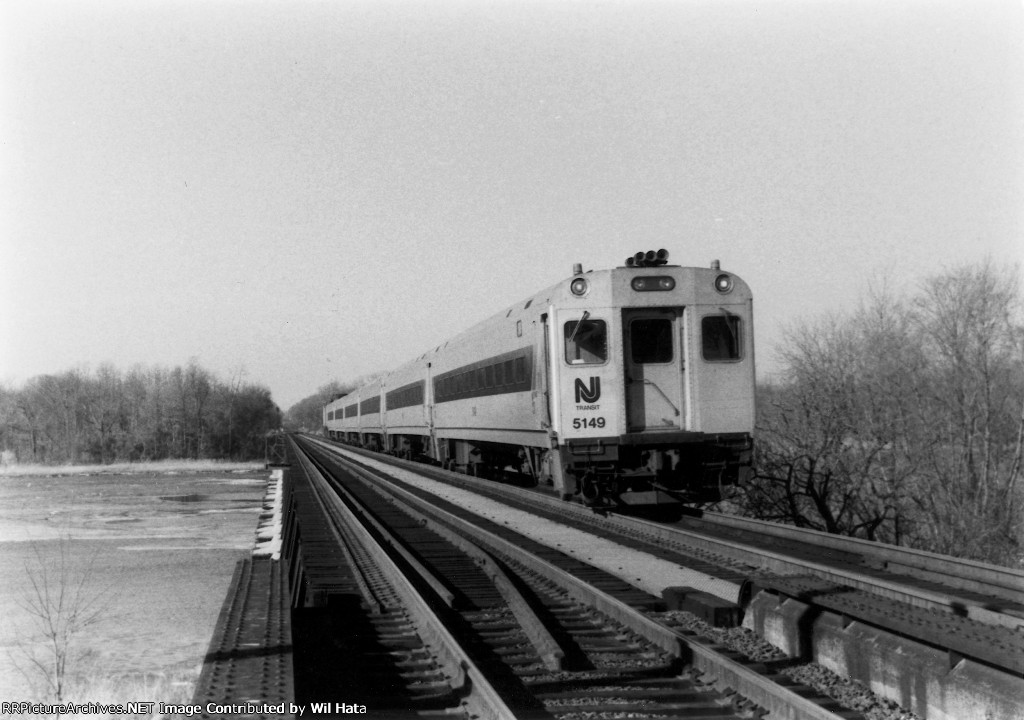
(324, 427), (752, 512)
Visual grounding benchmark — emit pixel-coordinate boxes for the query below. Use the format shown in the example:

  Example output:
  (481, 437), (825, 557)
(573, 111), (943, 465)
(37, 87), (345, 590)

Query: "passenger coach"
(324, 250), (754, 509)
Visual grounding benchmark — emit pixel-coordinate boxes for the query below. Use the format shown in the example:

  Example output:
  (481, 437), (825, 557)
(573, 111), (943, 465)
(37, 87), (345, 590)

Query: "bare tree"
(907, 262), (1023, 563)
(85, 363), (126, 463)
(16, 537), (112, 702)
(123, 365), (150, 459)
(1, 362), (282, 464)
(743, 262), (1023, 566)
(19, 371), (89, 464)
(183, 359), (212, 459)
(223, 365), (248, 459)
(746, 299), (920, 541)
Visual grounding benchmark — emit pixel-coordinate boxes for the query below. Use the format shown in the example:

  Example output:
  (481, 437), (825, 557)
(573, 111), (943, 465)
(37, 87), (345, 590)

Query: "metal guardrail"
(192, 558), (294, 719)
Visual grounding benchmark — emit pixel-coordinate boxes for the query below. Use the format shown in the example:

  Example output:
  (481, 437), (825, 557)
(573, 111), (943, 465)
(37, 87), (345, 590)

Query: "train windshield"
(630, 318), (673, 363)
(564, 318), (607, 364)
(702, 315), (742, 361)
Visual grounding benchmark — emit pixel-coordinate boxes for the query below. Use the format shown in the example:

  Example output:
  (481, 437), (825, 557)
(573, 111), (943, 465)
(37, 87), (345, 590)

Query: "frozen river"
(0, 466), (267, 702)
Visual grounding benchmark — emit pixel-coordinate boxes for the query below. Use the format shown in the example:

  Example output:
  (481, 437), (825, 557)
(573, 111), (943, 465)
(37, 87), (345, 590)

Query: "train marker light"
(570, 277), (589, 296)
(714, 273), (734, 293)
(631, 276), (675, 291)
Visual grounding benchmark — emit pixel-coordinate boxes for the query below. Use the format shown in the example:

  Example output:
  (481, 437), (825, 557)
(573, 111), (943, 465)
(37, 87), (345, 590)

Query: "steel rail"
(321, 445), (850, 720)
(307, 451), (460, 609)
(372, 503), (568, 672)
(609, 513), (1024, 629)
(696, 510), (1024, 605)
(306, 444), (567, 672)
(291, 441), (391, 614)
(290, 440), (516, 720)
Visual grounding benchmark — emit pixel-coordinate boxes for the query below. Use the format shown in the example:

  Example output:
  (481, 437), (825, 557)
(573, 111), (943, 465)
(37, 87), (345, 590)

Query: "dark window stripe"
(386, 381), (425, 410)
(432, 348), (533, 404)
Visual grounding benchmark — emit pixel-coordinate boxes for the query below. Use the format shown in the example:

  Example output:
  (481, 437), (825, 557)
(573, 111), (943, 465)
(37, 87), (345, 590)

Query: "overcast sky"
(2, 0), (1021, 410)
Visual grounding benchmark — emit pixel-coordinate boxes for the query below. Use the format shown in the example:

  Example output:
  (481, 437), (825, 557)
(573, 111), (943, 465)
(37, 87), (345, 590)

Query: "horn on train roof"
(626, 249), (670, 268)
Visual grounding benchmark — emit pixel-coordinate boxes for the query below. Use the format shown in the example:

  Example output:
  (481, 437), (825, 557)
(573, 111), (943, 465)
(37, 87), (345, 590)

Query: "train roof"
(324, 254), (748, 408)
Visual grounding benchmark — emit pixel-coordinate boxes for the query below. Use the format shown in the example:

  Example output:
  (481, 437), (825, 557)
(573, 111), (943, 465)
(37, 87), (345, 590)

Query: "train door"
(622, 308), (684, 432)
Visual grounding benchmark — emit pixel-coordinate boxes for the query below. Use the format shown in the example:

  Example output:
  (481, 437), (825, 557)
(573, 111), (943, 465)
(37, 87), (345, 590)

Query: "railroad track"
(298, 434), (1024, 720)
(676, 509), (1024, 624)
(287, 437), (513, 718)
(290, 436), (865, 719)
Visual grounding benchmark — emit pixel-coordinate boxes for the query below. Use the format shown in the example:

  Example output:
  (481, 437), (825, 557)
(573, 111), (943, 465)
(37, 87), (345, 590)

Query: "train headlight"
(631, 276), (675, 292)
(570, 277), (588, 296)
(714, 273), (734, 293)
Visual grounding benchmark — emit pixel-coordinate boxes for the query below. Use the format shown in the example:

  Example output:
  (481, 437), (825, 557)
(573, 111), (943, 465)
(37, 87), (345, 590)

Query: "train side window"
(495, 362), (504, 386)
(702, 315), (742, 361)
(630, 318), (673, 364)
(564, 319), (607, 364)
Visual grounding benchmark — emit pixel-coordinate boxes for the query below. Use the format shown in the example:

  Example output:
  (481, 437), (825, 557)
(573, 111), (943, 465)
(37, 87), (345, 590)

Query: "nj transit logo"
(574, 377), (601, 403)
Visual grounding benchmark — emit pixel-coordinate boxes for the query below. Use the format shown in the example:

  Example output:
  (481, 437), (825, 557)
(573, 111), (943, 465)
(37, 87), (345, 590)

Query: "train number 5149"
(572, 417), (606, 429)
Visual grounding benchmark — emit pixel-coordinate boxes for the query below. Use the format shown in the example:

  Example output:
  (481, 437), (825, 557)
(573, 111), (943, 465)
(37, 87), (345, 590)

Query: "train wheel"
(580, 472), (603, 506)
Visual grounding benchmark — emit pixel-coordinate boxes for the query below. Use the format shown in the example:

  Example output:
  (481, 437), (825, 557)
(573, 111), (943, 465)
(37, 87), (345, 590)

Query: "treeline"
(734, 261), (1023, 567)
(283, 379), (354, 431)
(0, 360), (281, 464)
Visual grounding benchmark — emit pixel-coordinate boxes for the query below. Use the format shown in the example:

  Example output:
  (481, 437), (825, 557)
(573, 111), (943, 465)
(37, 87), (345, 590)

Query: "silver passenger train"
(323, 250), (754, 509)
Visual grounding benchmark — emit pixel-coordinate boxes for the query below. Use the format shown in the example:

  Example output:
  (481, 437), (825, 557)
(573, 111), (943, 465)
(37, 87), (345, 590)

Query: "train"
(323, 250), (754, 510)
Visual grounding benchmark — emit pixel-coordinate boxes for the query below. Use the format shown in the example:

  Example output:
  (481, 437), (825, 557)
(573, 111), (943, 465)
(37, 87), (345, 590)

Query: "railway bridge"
(190, 433), (1024, 720)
